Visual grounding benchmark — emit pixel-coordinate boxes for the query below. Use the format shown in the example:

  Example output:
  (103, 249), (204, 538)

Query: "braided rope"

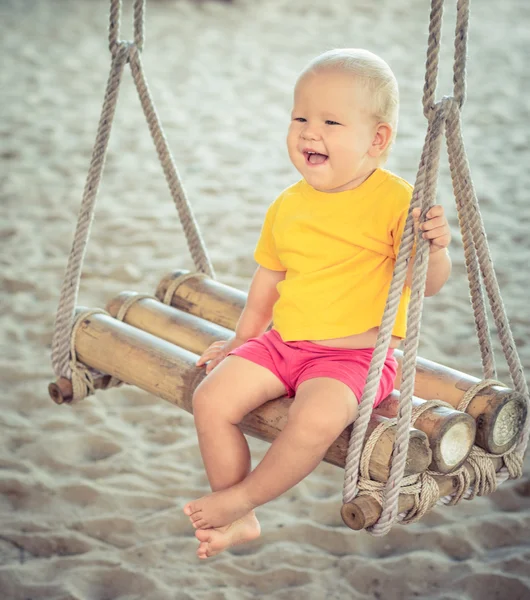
(456, 379), (504, 413)
(51, 44), (129, 380)
(357, 474), (424, 503)
(444, 100), (529, 446)
(440, 463), (472, 505)
(343, 0), (529, 536)
(115, 293), (155, 321)
(422, 0), (444, 117)
(133, 0), (145, 51)
(51, 0), (214, 389)
(356, 400), (448, 528)
(410, 398), (454, 421)
(342, 128), (427, 506)
(68, 309), (109, 403)
(127, 46), (214, 278)
(358, 420), (395, 479)
(397, 473), (440, 525)
(360, 385), (523, 524)
(466, 446), (504, 498)
(162, 272), (209, 306)
(355, 398), (455, 524)
(450, 147), (496, 379)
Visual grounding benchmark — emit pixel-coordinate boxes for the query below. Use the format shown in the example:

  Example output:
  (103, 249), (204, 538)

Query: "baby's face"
(287, 69), (380, 193)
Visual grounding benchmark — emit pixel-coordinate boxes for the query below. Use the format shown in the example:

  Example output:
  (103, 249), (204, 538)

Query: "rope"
(440, 463), (472, 505)
(127, 46), (214, 278)
(161, 271), (208, 306)
(343, 0), (529, 536)
(444, 99), (529, 428)
(355, 398), (456, 527)
(397, 473), (440, 525)
(51, 0), (214, 389)
(68, 309), (109, 403)
(456, 379), (503, 413)
(51, 43), (128, 380)
(356, 418), (439, 526)
(114, 293), (155, 321)
(359, 420), (395, 480)
(410, 398), (453, 421)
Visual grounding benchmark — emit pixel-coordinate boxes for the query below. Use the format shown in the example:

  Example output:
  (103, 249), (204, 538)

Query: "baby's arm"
(197, 266), (286, 373)
(406, 205), (452, 297)
(235, 266), (286, 341)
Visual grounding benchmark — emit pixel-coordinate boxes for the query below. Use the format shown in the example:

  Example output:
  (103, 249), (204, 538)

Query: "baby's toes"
(195, 528), (211, 542)
(183, 501), (199, 517)
(197, 541), (210, 559)
(193, 518), (210, 529)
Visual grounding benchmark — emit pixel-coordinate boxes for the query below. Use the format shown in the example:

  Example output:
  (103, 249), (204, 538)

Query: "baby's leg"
(191, 355), (287, 493)
(186, 355), (286, 559)
(186, 377), (357, 530)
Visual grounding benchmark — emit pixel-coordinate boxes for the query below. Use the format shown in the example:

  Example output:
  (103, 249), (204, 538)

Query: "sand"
(1, 0), (529, 598)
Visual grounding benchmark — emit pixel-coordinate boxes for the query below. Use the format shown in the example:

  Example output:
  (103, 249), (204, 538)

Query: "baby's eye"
(293, 117), (307, 122)
(325, 120), (341, 126)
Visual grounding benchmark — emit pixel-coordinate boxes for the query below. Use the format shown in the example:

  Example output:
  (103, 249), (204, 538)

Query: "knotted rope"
(342, 0), (529, 536)
(356, 402), (450, 525)
(67, 309), (109, 402)
(51, 0), (214, 395)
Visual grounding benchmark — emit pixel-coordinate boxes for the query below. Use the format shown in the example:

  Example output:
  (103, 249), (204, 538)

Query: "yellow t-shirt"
(254, 168), (413, 341)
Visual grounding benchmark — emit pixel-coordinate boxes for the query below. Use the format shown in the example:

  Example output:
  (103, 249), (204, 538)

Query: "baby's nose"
(301, 124), (321, 140)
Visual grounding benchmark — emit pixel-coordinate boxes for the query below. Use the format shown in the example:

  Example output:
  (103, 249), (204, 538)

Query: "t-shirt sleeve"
(253, 196), (286, 271)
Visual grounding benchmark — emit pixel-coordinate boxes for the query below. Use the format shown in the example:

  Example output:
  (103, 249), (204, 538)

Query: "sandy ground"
(1, 0), (529, 598)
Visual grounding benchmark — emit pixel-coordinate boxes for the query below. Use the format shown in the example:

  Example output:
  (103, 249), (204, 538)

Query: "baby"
(184, 48), (451, 559)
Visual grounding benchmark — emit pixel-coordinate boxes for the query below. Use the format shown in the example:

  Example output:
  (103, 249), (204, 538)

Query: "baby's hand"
(412, 205), (451, 254)
(196, 337), (244, 374)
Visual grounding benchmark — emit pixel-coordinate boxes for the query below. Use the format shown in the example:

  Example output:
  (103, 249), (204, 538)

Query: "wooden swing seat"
(48, 270), (527, 531)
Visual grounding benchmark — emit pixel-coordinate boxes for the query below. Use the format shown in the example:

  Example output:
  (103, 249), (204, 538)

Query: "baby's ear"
(369, 123), (393, 157)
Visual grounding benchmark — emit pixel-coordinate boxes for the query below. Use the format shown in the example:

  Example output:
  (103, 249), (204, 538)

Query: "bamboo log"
(340, 457), (504, 531)
(107, 291), (474, 473)
(156, 270), (246, 331)
(107, 292), (233, 356)
(48, 311), (432, 482)
(155, 270), (527, 455)
(394, 356), (526, 455)
(377, 391), (475, 473)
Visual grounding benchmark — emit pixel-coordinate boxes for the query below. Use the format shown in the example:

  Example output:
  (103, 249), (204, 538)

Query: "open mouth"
(303, 151), (328, 166)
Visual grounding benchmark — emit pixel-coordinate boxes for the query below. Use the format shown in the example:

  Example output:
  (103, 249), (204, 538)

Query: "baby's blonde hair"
(298, 48), (399, 159)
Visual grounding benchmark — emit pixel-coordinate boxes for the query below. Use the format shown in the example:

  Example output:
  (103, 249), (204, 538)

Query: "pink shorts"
(228, 329), (397, 407)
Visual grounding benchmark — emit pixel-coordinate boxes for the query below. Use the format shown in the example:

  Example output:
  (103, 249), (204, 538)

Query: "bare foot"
(184, 483), (255, 529)
(195, 512), (261, 559)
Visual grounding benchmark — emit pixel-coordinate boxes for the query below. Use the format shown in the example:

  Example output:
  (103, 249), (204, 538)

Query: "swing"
(48, 0), (529, 536)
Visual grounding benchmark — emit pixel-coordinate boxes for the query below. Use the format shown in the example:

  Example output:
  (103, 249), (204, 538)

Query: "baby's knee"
(191, 381), (242, 425)
(192, 383), (216, 418)
(287, 403), (348, 442)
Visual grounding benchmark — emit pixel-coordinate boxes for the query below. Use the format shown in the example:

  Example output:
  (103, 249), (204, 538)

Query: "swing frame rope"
(51, 0), (214, 382)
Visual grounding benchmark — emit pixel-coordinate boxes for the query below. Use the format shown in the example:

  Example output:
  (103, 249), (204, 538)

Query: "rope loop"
(109, 0), (145, 57)
(422, 0), (470, 118)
